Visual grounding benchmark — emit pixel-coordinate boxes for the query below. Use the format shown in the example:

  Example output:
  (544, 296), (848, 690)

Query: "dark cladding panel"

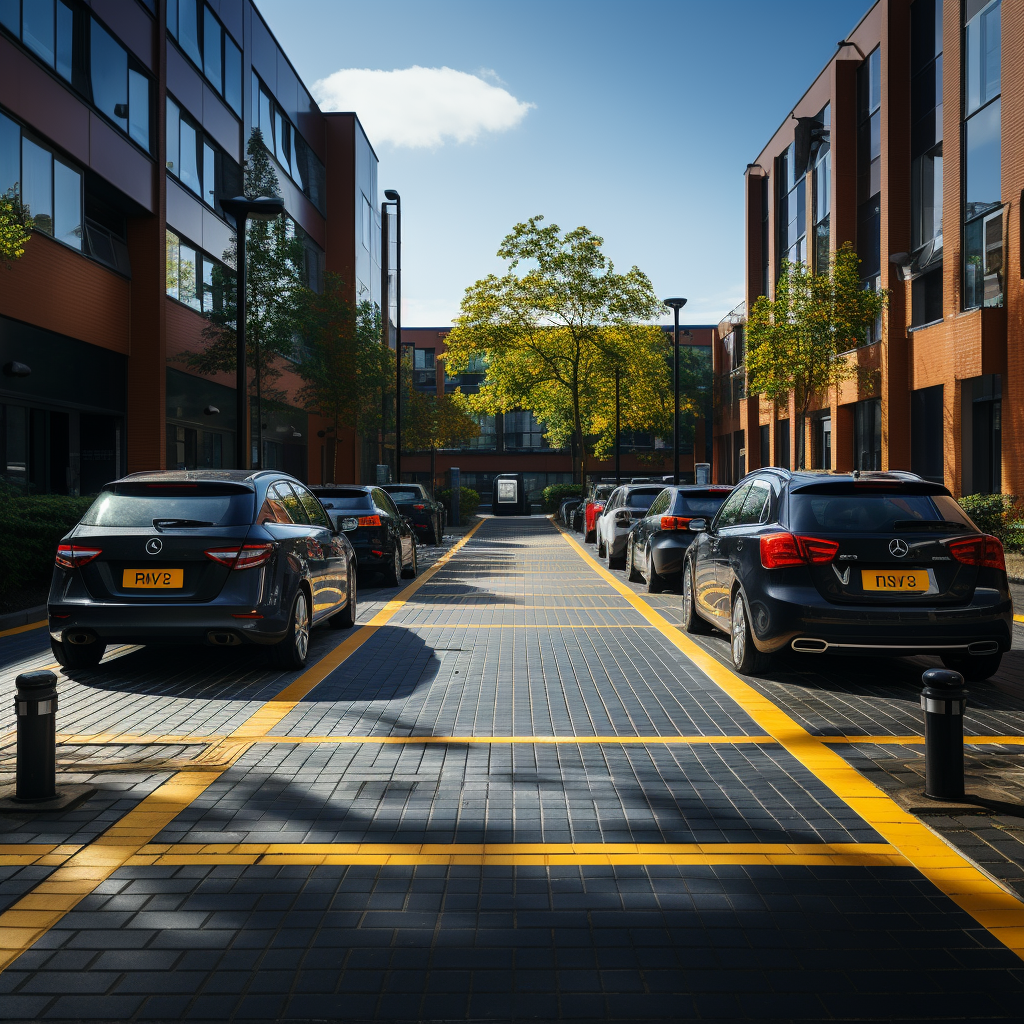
(91, 0), (154, 68)
(89, 113), (153, 211)
(208, 0), (243, 43)
(165, 177), (204, 244)
(275, 54), (299, 125)
(250, 13), (276, 90)
(166, 40), (204, 123)
(0, 37), (90, 165)
(202, 205), (234, 261)
(202, 83), (241, 162)
(0, 315), (127, 414)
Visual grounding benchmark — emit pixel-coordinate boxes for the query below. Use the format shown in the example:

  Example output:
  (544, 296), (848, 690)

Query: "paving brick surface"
(1, 517), (1024, 1021)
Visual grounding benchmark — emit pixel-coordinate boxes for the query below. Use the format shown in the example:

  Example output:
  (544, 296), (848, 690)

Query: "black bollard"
(920, 667), (967, 800)
(14, 670), (58, 802)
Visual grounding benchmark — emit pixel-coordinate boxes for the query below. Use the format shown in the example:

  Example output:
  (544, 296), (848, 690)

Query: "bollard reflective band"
(921, 696), (965, 714)
(15, 699), (56, 716)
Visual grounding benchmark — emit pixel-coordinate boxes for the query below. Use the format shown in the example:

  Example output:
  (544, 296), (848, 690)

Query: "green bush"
(0, 495), (96, 598)
(436, 486), (480, 526)
(541, 483), (584, 515)
(957, 493), (1024, 551)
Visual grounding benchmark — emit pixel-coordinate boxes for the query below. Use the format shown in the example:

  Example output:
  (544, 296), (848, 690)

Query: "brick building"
(399, 325), (714, 506)
(715, 0), (1019, 496)
(0, 0), (382, 494)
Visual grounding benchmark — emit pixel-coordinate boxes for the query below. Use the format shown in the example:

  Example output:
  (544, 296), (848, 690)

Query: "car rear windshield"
(791, 491), (975, 534)
(592, 486), (614, 500)
(81, 484), (254, 527)
(316, 490), (372, 510)
(386, 490), (423, 503)
(673, 493), (729, 516)
(625, 490), (662, 509)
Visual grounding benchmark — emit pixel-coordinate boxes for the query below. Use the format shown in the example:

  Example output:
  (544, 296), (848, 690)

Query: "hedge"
(541, 483), (584, 515)
(0, 495), (96, 598)
(958, 493), (1024, 551)
(436, 486), (481, 526)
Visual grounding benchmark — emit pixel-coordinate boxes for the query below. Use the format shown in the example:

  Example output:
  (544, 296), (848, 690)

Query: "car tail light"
(760, 533), (839, 569)
(55, 544), (102, 569)
(204, 543), (275, 570)
(949, 534), (1005, 570)
(593, 504), (604, 514)
(413, 504), (425, 510)
(660, 516), (692, 531)
(358, 515), (382, 527)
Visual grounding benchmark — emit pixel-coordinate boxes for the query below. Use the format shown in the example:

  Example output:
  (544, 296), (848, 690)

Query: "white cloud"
(312, 66), (534, 149)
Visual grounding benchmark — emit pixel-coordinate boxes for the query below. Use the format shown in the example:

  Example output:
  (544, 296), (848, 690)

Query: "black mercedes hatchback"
(682, 469), (1013, 680)
(48, 470), (357, 672)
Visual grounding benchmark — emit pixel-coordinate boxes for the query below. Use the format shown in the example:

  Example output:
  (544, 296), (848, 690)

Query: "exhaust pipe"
(207, 631), (242, 647)
(791, 638), (829, 653)
(65, 630), (96, 646)
(968, 640), (1000, 655)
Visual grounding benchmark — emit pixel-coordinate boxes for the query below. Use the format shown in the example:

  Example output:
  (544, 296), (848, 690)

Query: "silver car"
(595, 484), (665, 568)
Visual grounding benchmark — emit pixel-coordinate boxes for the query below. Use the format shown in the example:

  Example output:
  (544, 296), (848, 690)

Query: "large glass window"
(759, 175), (769, 297)
(963, 0), (1001, 309)
(911, 0), (943, 257)
(167, 0), (241, 116)
(776, 143), (806, 271)
(166, 229), (230, 313)
(166, 98), (240, 213)
(812, 104), (831, 273)
(857, 47), (882, 336)
(503, 410), (548, 450)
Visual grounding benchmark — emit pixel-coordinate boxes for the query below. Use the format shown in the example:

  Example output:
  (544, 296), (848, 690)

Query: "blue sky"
(256, 0), (870, 328)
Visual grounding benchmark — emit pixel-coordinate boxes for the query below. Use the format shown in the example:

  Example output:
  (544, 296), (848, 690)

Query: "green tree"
(443, 216), (666, 482)
(0, 185), (30, 267)
(745, 242), (888, 469)
(177, 128), (305, 459)
(295, 273), (392, 482)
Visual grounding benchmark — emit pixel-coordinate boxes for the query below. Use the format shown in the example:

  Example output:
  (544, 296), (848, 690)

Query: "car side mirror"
(614, 509), (633, 524)
(688, 518), (708, 533)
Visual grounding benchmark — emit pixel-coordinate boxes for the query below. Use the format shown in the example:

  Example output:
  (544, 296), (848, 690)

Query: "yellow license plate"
(861, 569), (929, 592)
(122, 568), (184, 589)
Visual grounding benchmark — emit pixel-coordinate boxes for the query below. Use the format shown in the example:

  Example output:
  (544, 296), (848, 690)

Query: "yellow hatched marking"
(0, 522), (487, 973)
(128, 840), (904, 868)
(557, 523), (1024, 961)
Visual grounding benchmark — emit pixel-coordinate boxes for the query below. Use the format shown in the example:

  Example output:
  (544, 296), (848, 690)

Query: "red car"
(583, 484), (616, 542)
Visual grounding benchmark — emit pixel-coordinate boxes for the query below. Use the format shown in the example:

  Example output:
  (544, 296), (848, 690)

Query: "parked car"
(595, 484), (666, 568)
(583, 483), (616, 542)
(681, 469), (1012, 680)
(380, 483), (445, 545)
(559, 496), (583, 525)
(47, 470), (357, 672)
(625, 485), (734, 592)
(312, 485), (417, 585)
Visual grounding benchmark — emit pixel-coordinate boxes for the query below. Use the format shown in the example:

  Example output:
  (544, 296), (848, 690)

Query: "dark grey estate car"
(48, 470), (357, 672)
(682, 469), (1012, 679)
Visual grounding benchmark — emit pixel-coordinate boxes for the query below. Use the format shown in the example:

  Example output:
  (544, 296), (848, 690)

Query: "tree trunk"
(430, 446), (436, 498)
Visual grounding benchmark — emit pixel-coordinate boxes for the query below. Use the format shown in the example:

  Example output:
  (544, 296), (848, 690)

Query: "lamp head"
(663, 297), (687, 311)
(203, 405), (219, 416)
(384, 189), (400, 201)
(219, 195), (285, 223)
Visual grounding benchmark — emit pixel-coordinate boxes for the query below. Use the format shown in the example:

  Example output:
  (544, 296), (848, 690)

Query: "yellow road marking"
(1014, 614), (1024, 624)
(557, 523), (1024, 960)
(0, 619), (47, 639)
(394, 623), (655, 629)
(824, 735), (1024, 745)
(128, 840), (904, 868)
(237, 734), (775, 745)
(0, 522), (487, 973)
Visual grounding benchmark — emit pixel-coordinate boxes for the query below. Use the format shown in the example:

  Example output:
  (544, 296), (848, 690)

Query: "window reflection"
(53, 160), (81, 250)
(21, 138), (52, 235)
(90, 21), (128, 131)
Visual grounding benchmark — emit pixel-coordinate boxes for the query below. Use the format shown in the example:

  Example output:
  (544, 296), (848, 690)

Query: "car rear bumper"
(744, 583), (1013, 655)
(48, 601), (290, 646)
(649, 534), (691, 577)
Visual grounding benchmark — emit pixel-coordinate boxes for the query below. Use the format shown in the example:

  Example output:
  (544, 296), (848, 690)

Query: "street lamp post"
(663, 297), (687, 485)
(220, 195), (285, 471)
(384, 189), (401, 482)
(614, 364), (621, 486)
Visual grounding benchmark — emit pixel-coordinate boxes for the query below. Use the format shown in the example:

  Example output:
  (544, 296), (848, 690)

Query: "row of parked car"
(563, 470), (1014, 681)
(47, 472), (447, 673)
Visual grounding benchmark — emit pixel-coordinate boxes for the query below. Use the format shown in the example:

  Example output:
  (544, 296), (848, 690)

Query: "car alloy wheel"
(682, 563), (710, 635)
(626, 541), (642, 583)
(730, 592), (771, 675)
(270, 588), (310, 669)
(731, 597), (747, 667)
(293, 589), (310, 661)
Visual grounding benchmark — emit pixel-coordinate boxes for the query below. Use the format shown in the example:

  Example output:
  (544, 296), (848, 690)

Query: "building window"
(856, 46), (881, 296)
(413, 349), (436, 389)
(963, 0), (1001, 309)
(776, 143), (806, 273)
(760, 175), (770, 296)
(775, 420), (790, 469)
(167, 0), (241, 116)
(812, 105), (831, 273)
(759, 424), (770, 468)
(503, 410), (548, 450)
(252, 72), (327, 215)
(0, 2), (152, 151)
(962, 374), (1000, 494)
(166, 229), (230, 313)
(458, 414), (495, 451)
(853, 398), (882, 471)
(166, 97), (241, 214)
(910, 384), (943, 483)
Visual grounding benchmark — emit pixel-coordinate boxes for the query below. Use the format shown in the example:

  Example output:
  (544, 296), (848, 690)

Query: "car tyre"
(330, 571), (357, 629)
(941, 652), (1002, 681)
(585, 528), (595, 544)
(596, 533), (605, 558)
(51, 637), (105, 670)
(268, 588), (311, 669)
(730, 591), (772, 675)
(644, 562), (665, 593)
(625, 541), (643, 582)
(682, 563), (712, 635)
(401, 543), (418, 579)
(606, 537), (624, 570)
(381, 543), (402, 587)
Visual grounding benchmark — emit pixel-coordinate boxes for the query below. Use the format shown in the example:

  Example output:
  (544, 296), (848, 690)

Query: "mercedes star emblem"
(146, 538), (163, 555)
(889, 538), (909, 558)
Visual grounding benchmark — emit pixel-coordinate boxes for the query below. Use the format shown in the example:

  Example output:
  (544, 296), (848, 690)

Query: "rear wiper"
(893, 520), (968, 531)
(153, 518), (215, 529)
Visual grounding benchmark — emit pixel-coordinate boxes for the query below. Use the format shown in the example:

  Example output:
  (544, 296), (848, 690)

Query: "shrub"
(541, 483), (584, 514)
(436, 486), (480, 526)
(0, 495), (96, 599)
(957, 493), (1024, 552)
